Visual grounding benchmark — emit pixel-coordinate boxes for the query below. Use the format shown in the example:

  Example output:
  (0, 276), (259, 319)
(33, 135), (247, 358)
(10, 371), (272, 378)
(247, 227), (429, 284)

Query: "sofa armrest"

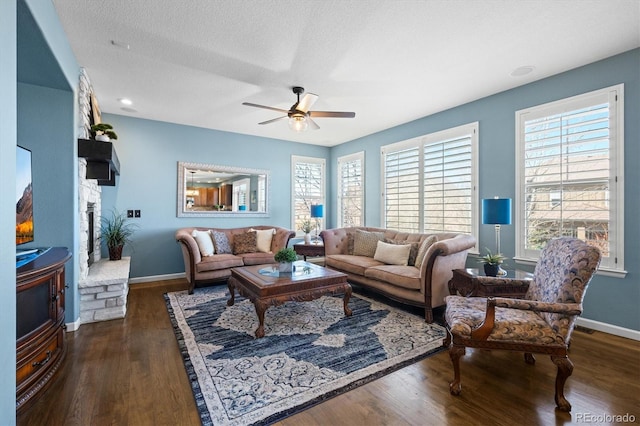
(175, 229), (202, 265)
(433, 234), (477, 256)
(422, 234), (477, 308)
(320, 228), (350, 255)
(175, 228), (202, 293)
(272, 228), (296, 252)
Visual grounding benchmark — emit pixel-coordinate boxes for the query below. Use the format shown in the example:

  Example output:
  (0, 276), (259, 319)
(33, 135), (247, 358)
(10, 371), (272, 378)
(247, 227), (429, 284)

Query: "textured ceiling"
(52, 0), (639, 147)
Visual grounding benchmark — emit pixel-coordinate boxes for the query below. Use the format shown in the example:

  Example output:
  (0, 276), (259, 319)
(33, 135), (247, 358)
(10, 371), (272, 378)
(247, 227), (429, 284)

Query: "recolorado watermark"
(574, 412), (636, 423)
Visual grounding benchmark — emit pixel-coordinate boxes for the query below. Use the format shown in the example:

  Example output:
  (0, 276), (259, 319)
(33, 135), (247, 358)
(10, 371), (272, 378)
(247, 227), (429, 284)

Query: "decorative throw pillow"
(233, 231), (257, 254)
(353, 230), (385, 257)
(374, 240), (412, 266)
(250, 228), (276, 253)
(384, 238), (419, 266)
(414, 235), (438, 269)
(192, 229), (215, 257)
(211, 231), (232, 254)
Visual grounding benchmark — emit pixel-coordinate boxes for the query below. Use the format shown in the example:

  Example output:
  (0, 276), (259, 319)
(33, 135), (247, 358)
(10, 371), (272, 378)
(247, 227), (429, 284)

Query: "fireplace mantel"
(78, 138), (120, 186)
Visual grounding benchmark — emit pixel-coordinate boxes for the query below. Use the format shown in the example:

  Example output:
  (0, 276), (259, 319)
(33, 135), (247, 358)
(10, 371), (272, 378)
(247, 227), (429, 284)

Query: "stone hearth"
(78, 257), (130, 323)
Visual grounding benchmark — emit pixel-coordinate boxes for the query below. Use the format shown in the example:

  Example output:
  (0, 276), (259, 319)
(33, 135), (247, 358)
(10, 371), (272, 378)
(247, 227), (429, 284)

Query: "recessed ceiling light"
(118, 98), (133, 105)
(110, 40), (130, 50)
(510, 65), (535, 77)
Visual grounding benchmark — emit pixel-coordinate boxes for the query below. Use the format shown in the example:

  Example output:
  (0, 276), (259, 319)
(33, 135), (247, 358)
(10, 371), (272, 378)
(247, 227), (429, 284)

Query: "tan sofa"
(320, 227), (476, 323)
(176, 226), (295, 294)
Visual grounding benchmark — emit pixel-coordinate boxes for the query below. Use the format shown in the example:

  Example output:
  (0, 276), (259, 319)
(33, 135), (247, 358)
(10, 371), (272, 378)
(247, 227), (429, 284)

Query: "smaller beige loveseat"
(320, 227), (476, 323)
(176, 226), (295, 294)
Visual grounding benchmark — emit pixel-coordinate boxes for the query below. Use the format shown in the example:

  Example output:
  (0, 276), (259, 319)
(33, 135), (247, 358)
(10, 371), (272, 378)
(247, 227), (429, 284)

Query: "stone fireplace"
(77, 68), (102, 280)
(77, 68), (130, 324)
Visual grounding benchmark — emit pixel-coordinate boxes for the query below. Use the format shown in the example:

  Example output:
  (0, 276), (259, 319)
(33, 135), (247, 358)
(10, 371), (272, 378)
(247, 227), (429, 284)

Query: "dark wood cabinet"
(16, 247), (71, 413)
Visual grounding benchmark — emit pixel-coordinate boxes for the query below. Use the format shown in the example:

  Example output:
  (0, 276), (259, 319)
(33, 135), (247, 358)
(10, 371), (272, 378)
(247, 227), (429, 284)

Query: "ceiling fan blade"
(307, 117), (320, 130)
(297, 93), (319, 113)
(309, 111), (356, 118)
(242, 102), (289, 114)
(258, 116), (287, 125)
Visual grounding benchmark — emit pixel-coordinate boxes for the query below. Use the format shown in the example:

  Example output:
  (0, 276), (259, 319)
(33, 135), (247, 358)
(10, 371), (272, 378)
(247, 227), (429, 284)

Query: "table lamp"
(310, 204), (324, 244)
(482, 197), (512, 276)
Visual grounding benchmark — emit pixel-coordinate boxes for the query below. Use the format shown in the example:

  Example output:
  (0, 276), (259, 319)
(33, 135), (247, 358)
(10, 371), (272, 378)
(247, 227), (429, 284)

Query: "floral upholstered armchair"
(444, 237), (601, 412)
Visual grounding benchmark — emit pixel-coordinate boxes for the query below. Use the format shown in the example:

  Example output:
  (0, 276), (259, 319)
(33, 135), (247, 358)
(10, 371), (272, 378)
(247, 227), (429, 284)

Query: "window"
(516, 85), (624, 273)
(232, 178), (249, 211)
(337, 151), (365, 227)
(292, 156), (325, 234)
(381, 122), (478, 236)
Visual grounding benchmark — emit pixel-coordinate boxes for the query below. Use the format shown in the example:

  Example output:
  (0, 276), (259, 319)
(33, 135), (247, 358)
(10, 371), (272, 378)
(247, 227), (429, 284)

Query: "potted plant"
(478, 248), (506, 277)
(100, 209), (137, 260)
(91, 123), (118, 142)
(300, 219), (313, 244)
(274, 247), (298, 273)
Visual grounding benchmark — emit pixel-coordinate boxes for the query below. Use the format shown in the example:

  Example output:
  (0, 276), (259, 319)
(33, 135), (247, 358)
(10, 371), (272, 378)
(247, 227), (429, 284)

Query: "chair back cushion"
(527, 237), (602, 336)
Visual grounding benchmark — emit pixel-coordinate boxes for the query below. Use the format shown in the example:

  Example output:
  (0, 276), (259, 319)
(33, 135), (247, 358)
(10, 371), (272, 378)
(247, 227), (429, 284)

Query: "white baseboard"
(576, 317), (639, 341)
(128, 272), (186, 284)
(65, 317), (82, 333)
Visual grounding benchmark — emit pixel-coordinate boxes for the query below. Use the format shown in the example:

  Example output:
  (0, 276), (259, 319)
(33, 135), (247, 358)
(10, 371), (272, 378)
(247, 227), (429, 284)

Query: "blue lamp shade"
(482, 198), (512, 225)
(310, 204), (324, 218)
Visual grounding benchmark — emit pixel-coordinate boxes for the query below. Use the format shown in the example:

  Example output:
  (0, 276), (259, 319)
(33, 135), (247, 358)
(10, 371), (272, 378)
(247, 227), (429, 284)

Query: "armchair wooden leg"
(551, 355), (574, 412)
(449, 343), (465, 395)
(524, 352), (536, 365)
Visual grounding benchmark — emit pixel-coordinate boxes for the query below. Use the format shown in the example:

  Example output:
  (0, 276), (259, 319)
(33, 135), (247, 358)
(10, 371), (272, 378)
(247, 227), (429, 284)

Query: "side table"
(448, 268), (533, 298)
(293, 243), (325, 262)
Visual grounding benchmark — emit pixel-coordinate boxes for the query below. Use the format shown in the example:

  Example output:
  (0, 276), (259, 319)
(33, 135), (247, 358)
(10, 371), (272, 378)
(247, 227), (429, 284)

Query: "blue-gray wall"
(99, 114), (330, 278)
(329, 49), (640, 331)
(0, 1), (18, 422)
(2, 1), (79, 423)
(17, 84), (76, 314)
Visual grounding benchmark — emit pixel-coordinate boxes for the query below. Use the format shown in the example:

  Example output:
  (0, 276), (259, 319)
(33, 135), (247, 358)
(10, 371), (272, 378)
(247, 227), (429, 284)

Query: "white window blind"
(337, 152), (365, 227)
(381, 123), (478, 235)
(424, 135), (473, 234)
(383, 144), (421, 232)
(516, 85), (624, 272)
(292, 156), (325, 233)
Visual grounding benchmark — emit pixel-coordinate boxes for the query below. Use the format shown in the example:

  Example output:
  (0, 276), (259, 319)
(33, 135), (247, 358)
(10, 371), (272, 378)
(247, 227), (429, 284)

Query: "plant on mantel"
(91, 123), (118, 141)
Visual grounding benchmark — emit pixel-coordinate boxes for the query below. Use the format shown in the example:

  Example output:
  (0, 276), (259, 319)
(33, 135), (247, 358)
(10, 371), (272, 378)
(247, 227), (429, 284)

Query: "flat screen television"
(16, 146), (34, 247)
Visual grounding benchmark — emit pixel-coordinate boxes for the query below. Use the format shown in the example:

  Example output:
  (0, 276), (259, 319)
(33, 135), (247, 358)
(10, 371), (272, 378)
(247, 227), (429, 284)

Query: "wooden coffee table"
(227, 261), (352, 338)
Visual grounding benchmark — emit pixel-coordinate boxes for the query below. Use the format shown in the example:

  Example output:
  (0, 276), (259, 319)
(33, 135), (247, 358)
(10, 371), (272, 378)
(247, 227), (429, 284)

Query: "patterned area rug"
(165, 286), (446, 426)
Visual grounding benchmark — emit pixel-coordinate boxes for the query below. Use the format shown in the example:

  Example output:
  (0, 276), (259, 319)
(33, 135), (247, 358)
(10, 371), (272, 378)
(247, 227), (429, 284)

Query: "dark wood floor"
(18, 279), (640, 426)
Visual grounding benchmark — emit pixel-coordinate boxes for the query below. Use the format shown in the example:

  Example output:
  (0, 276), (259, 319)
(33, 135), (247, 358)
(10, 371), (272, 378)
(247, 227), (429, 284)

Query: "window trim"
(380, 122), (479, 240)
(514, 84), (625, 277)
(337, 151), (365, 228)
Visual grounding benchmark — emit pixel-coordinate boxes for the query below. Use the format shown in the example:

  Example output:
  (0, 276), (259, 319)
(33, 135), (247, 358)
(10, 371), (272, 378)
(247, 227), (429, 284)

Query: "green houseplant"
(478, 248), (506, 277)
(100, 210), (137, 260)
(91, 123), (118, 141)
(274, 247), (298, 273)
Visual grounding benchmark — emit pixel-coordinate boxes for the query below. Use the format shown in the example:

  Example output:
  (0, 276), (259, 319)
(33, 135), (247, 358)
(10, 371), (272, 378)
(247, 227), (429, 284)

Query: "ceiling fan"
(242, 87), (355, 132)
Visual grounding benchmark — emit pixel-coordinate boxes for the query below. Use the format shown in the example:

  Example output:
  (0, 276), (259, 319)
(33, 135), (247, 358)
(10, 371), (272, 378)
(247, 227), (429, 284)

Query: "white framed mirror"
(177, 161), (270, 218)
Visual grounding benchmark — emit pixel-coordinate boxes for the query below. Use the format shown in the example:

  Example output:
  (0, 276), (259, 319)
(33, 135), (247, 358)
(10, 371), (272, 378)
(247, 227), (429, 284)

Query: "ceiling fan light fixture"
(289, 113), (308, 132)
